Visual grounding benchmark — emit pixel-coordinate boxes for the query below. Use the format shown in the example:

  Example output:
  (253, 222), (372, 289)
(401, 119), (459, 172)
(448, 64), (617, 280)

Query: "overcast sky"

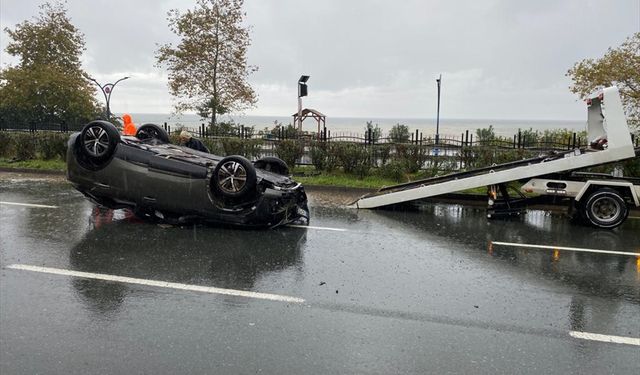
(1, 0), (638, 120)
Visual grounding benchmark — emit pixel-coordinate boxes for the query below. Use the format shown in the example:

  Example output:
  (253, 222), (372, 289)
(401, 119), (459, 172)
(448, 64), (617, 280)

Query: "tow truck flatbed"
(350, 87), (639, 229)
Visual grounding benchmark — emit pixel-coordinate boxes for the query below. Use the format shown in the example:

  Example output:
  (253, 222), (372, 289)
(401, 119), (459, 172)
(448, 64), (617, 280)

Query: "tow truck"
(350, 87), (639, 229)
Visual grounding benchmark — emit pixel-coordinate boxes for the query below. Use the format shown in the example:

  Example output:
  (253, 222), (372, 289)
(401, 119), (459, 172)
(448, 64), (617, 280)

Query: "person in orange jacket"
(122, 113), (137, 136)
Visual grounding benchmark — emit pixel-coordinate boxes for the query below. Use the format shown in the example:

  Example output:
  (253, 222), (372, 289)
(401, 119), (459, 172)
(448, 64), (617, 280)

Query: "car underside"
(67, 121), (309, 228)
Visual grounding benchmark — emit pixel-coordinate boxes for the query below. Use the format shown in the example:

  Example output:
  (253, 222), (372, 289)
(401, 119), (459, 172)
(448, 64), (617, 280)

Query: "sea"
(124, 113), (586, 138)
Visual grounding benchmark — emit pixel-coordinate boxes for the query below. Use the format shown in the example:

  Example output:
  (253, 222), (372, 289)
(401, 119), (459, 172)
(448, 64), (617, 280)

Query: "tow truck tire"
(583, 188), (628, 229)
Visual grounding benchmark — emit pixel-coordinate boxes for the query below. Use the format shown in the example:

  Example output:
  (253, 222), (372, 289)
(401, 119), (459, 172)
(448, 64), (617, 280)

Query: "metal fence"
(180, 123), (640, 151)
(2, 121), (639, 168)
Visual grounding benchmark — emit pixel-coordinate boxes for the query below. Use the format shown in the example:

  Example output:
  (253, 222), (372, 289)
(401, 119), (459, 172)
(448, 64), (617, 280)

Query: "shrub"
(0, 132), (15, 158)
(201, 138), (225, 155)
(271, 122), (298, 139)
(221, 137), (246, 156)
(379, 159), (408, 182)
(310, 142), (329, 171)
(335, 143), (370, 177)
(541, 128), (586, 147)
(519, 128), (539, 147)
(459, 147), (475, 169)
(388, 123), (410, 143)
(372, 144), (392, 167)
(476, 125), (496, 143)
(211, 121), (238, 137)
(309, 142), (340, 172)
(395, 144), (428, 173)
(364, 121), (382, 143)
(242, 139), (264, 160)
(14, 133), (36, 160)
(463, 146), (495, 169)
(622, 158), (640, 177)
(275, 139), (304, 170)
(37, 132), (67, 160)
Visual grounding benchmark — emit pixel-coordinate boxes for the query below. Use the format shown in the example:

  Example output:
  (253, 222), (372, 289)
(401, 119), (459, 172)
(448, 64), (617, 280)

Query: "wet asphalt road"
(1, 175), (639, 374)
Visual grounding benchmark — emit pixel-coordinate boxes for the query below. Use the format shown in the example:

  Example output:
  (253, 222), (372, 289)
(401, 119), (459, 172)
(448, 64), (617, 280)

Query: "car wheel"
(136, 123), (170, 143)
(583, 188), (628, 229)
(254, 156), (290, 176)
(212, 155), (257, 198)
(78, 121), (120, 169)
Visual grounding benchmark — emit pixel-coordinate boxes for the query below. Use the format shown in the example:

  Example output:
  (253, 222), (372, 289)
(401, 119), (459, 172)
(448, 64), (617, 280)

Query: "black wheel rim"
(83, 125), (110, 157)
(217, 161), (247, 194)
(590, 196), (621, 224)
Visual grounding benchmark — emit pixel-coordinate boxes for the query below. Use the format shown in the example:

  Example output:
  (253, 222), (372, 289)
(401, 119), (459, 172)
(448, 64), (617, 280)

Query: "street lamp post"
(436, 74), (442, 145)
(86, 76), (130, 120)
(297, 75), (310, 131)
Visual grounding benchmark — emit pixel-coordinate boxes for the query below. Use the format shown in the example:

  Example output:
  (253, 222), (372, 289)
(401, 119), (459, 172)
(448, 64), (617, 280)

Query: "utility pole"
(436, 74), (442, 144)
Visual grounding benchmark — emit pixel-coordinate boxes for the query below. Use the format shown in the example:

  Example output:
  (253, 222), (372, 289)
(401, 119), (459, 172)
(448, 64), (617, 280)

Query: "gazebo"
(292, 108), (326, 136)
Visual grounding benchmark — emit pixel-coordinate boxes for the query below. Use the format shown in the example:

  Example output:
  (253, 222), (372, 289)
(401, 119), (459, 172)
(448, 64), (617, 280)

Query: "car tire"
(212, 155), (257, 199)
(583, 188), (628, 229)
(77, 120), (120, 170)
(136, 123), (170, 143)
(254, 156), (290, 176)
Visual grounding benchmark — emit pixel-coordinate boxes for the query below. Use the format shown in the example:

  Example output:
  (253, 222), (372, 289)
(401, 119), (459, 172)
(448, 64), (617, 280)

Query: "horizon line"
(119, 112), (585, 123)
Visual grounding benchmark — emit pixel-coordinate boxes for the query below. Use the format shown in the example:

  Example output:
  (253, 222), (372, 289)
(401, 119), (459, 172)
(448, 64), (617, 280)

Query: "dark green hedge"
(0, 131), (68, 160)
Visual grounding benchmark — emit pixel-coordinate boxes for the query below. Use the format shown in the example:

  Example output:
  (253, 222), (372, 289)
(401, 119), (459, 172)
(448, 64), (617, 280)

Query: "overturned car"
(67, 121), (309, 228)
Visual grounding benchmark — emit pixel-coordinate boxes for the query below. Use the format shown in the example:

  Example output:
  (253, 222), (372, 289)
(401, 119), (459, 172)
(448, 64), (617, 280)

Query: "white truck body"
(351, 86), (638, 228)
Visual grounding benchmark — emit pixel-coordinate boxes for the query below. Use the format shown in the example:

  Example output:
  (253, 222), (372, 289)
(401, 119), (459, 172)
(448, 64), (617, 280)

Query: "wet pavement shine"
(1, 174), (639, 374)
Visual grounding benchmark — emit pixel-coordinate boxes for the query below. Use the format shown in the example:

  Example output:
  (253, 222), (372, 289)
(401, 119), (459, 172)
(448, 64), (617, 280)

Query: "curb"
(0, 167), (66, 175)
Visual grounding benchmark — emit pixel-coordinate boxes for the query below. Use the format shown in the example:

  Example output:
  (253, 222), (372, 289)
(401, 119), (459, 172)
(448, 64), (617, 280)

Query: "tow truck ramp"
(350, 87), (639, 229)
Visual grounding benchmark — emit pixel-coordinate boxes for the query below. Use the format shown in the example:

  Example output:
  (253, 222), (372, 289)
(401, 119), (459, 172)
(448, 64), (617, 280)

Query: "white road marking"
(0, 201), (59, 209)
(491, 241), (639, 257)
(569, 331), (640, 346)
(628, 216), (640, 220)
(287, 224), (347, 232)
(6, 264), (305, 304)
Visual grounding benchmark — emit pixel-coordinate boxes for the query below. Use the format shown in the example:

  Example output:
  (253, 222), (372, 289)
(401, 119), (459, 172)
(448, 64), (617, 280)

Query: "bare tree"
(156, 0), (257, 128)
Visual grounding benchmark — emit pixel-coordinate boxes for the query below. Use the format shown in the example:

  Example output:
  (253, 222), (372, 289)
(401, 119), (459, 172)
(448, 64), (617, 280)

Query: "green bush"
(388, 123), (410, 143)
(379, 159), (408, 182)
(14, 133), (36, 160)
(37, 132), (67, 160)
(395, 144), (428, 173)
(335, 143), (371, 177)
(476, 125), (496, 143)
(372, 144), (392, 167)
(211, 121), (239, 137)
(201, 138), (225, 155)
(493, 149), (536, 165)
(622, 158), (640, 177)
(275, 139), (304, 170)
(221, 137), (263, 160)
(519, 128), (539, 147)
(221, 137), (246, 156)
(243, 139), (264, 160)
(0, 132), (15, 157)
(310, 142), (329, 171)
(540, 128), (587, 147)
(309, 142), (341, 172)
